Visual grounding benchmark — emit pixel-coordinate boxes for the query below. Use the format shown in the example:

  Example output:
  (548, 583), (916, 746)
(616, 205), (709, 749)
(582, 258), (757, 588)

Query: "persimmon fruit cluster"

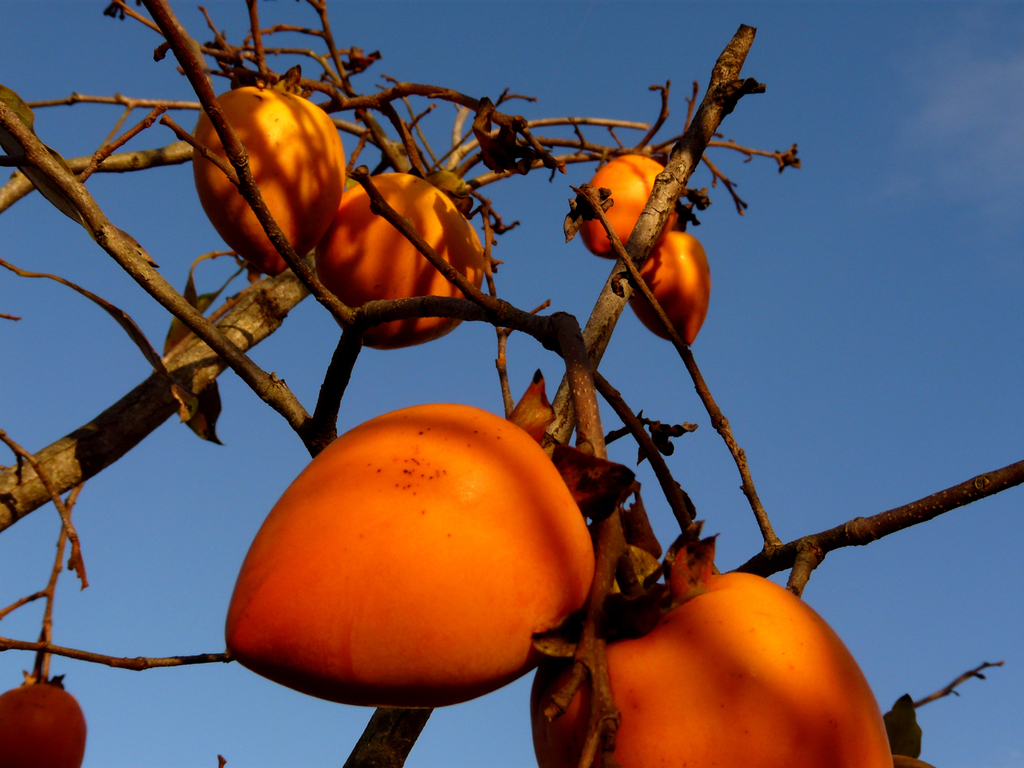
(225, 403), (594, 708)
(531, 565), (893, 768)
(192, 85), (347, 276)
(0, 680), (87, 768)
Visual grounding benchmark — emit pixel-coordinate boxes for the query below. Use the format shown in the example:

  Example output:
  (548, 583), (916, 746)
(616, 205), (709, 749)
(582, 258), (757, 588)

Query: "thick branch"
(341, 708), (432, 768)
(736, 459), (1024, 577)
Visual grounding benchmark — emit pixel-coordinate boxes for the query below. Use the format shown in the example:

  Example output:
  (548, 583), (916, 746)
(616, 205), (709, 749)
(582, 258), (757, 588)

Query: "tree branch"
(0, 270), (309, 533)
(0, 637), (230, 671)
(0, 142), (193, 215)
(736, 459), (1024, 578)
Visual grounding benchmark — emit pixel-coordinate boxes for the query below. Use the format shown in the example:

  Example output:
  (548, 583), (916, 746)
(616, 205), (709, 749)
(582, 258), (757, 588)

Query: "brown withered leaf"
(604, 582), (673, 642)
(508, 369), (554, 444)
(163, 256), (241, 355)
(621, 493), (662, 558)
(639, 417), (698, 464)
(185, 382), (224, 444)
(473, 98), (535, 175)
(667, 535), (717, 604)
(551, 445), (635, 521)
(617, 544), (663, 595)
(346, 48), (381, 75)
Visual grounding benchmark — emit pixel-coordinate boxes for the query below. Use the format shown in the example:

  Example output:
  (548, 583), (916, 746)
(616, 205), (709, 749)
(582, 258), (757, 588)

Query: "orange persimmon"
(532, 572), (893, 768)
(580, 154), (677, 258)
(315, 173), (485, 349)
(628, 230), (711, 345)
(226, 403), (595, 707)
(0, 679), (87, 768)
(192, 85), (346, 276)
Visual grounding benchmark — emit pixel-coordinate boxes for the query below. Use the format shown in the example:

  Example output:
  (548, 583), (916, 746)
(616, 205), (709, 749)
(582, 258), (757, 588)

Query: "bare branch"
(1, 142), (193, 216)
(914, 661), (1005, 708)
(0, 270), (309, 533)
(0, 636), (230, 670)
(737, 459), (1024, 578)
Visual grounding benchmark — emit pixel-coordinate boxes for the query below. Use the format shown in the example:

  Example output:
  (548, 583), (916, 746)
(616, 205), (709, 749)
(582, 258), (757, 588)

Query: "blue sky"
(1, 2), (1022, 767)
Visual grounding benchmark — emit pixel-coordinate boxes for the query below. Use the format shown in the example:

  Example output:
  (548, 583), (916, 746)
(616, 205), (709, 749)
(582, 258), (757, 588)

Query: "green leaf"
(884, 693), (923, 758)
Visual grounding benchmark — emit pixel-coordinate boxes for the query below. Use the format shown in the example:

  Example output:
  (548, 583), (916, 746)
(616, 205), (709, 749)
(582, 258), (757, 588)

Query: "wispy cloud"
(887, 9), (1024, 221)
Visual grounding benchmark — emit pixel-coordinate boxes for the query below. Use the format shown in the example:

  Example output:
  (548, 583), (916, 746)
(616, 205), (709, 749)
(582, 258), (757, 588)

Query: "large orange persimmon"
(192, 85), (346, 276)
(579, 154), (677, 258)
(628, 230), (711, 345)
(532, 572), (893, 768)
(225, 403), (595, 708)
(0, 680), (87, 768)
(315, 173), (485, 349)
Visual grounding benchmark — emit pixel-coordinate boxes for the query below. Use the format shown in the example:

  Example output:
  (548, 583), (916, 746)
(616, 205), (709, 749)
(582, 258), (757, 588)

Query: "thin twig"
(592, 371), (696, 535)
(0, 432), (87, 588)
(576, 184), (780, 550)
(914, 661), (1005, 708)
(0, 637), (230, 670)
(79, 106), (167, 182)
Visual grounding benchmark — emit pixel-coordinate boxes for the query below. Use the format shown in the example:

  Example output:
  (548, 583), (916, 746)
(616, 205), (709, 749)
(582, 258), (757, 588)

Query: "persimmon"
(314, 173), (485, 349)
(225, 403), (594, 707)
(192, 85), (346, 276)
(628, 230), (711, 345)
(579, 154), (677, 258)
(532, 572), (893, 768)
(0, 679), (87, 768)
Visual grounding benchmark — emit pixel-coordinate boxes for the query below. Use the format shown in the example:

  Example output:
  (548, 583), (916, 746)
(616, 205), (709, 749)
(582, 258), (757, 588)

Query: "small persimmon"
(192, 85), (346, 276)
(0, 679), (87, 768)
(628, 230), (711, 345)
(225, 403), (594, 708)
(314, 173), (485, 349)
(531, 572), (892, 768)
(579, 154), (677, 258)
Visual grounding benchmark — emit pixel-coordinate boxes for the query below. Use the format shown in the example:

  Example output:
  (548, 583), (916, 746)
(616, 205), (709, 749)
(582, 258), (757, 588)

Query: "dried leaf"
(551, 445), (635, 521)
(472, 98), (535, 175)
(621, 493), (662, 558)
(884, 694), (923, 758)
(186, 382), (224, 444)
(667, 535), (716, 604)
(509, 369), (554, 443)
(604, 582), (673, 642)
